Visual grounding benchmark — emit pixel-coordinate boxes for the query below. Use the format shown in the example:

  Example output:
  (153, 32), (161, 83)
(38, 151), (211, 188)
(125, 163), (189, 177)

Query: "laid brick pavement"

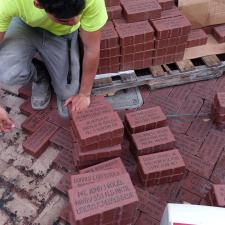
(0, 74), (225, 224)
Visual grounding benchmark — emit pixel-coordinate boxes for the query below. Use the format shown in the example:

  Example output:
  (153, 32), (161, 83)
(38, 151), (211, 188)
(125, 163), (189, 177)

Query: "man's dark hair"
(38, 0), (85, 19)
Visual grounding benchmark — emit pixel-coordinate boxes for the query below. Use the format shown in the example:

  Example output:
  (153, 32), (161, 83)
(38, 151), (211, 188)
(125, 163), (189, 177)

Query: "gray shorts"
(0, 17), (80, 100)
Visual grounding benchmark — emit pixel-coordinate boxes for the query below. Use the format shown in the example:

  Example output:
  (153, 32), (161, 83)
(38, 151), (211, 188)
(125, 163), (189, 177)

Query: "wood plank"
(149, 65), (167, 77)
(176, 60), (195, 72)
(201, 55), (221, 67)
(162, 64), (173, 74)
(92, 62), (225, 96)
(120, 72), (137, 83)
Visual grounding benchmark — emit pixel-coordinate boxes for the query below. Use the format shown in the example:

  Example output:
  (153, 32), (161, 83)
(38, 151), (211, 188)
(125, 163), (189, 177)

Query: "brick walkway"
(1, 75), (225, 224)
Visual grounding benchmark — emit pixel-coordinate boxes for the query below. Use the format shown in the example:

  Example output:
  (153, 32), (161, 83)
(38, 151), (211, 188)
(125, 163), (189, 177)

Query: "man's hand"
(0, 107), (14, 132)
(64, 94), (91, 112)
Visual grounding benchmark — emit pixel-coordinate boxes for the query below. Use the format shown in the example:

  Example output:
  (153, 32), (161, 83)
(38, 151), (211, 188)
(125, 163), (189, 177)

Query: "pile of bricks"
(137, 149), (185, 186)
(124, 106), (186, 186)
(213, 24), (225, 43)
(151, 15), (191, 65)
(97, 0), (207, 74)
(115, 19), (155, 70)
(212, 92), (225, 126)
(66, 158), (139, 225)
(69, 98), (124, 168)
(98, 21), (121, 74)
(206, 184), (225, 207)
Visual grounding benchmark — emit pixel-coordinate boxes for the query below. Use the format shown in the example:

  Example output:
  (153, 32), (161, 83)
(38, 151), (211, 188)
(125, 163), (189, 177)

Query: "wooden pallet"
(92, 54), (225, 96)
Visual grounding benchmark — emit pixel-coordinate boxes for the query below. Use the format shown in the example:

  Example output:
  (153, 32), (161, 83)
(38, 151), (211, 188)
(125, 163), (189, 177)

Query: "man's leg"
(38, 31), (80, 117)
(0, 18), (51, 109)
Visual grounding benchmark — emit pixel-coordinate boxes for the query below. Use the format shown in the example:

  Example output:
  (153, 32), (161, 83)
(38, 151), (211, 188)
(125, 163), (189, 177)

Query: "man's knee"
(0, 62), (33, 85)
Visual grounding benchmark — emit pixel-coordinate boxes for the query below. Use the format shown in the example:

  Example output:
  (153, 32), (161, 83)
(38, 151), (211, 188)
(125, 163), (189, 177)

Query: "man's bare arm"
(65, 29), (101, 111)
(0, 32), (5, 43)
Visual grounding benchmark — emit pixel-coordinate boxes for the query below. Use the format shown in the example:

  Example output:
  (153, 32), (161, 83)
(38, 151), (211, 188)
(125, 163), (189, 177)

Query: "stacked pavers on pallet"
(150, 15), (191, 65)
(67, 158), (139, 225)
(212, 92), (225, 126)
(114, 19), (155, 71)
(206, 185), (225, 207)
(124, 106), (185, 186)
(97, 0), (204, 74)
(69, 97), (124, 168)
(98, 21), (121, 74)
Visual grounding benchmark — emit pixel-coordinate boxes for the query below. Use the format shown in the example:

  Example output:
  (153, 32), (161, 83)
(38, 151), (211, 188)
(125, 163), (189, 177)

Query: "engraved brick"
(73, 112), (124, 150)
(70, 103), (113, 123)
(152, 15), (191, 39)
(125, 106), (167, 134)
(187, 29), (208, 48)
(21, 108), (52, 134)
(131, 126), (175, 156)
(71, 169), (123, 188)
(181, 172), (212, 198)
(138, 149), (185, 186)
(213, 25), (225, 43)
(23, 121), (58, 157)
(68, 173), (139, 224)
(74, 142), (122, 162)
(115, 20), (155, 46)
(80, 157), (127, 174)
(121, 0), (162, 23)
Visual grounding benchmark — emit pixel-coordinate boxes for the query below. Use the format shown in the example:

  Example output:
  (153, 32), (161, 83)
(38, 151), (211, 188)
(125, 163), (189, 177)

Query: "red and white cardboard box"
(160, 203), (225, 225)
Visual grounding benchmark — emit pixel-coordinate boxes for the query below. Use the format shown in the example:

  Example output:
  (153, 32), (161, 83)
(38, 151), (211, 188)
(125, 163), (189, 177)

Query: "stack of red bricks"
(206, 184), (225, 207)
(213, 24), (225, 43)
(212, 92), (225, 126)
(114, 18), (155, 70)
(67, 158), (139, 225)
(97, 0), (196, 74)
(151, 13), (191, 65)
(69, 97), (124, 168)
(124, 106), (185, 186)
(98, 21), (121, 74)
